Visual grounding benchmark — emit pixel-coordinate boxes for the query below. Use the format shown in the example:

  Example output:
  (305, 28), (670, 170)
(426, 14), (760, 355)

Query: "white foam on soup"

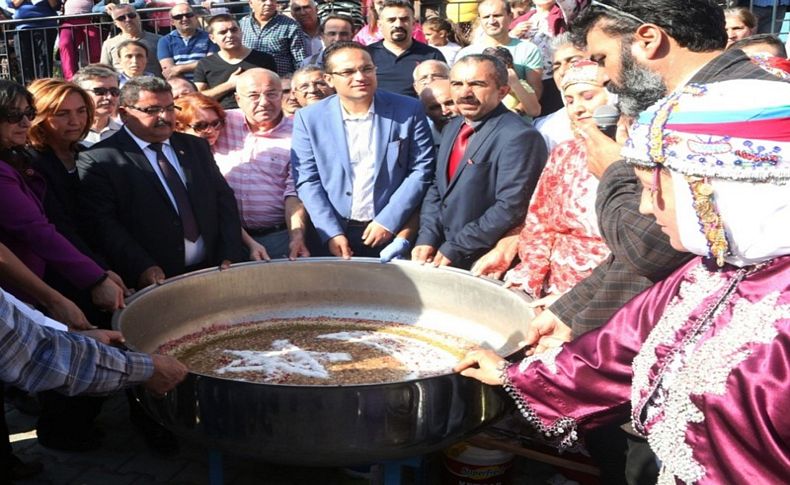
(216, 339), (351, 380)
(317, 330), (459, 379)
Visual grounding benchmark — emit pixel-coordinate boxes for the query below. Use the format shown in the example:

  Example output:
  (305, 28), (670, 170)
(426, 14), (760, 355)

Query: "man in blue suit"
(291, 41), (436, 258)
(412, 54), (548, 269)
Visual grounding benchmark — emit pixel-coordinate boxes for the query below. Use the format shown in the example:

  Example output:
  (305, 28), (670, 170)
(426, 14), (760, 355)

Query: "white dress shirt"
(341, 103), (377, 222)
(82, 118), (122, 148)
(3, 290), (67, 332)
(125, 127), (206, 266)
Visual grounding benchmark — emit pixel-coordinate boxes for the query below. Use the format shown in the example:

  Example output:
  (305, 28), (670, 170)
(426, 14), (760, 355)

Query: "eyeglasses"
(0, 107), (36, 124)
(239, 91), (282, 102)
(327, 65), (377, 78)
(114, 12), (138, 22)
(171, 12), (196, 20)
(189, 118), (225, 133)
(89, 87), (121, 97)
(125, 104), (181, 116)
(590, 1), (646, 25)
(416, 72), (449, 85)
(295, 81), (330, 92)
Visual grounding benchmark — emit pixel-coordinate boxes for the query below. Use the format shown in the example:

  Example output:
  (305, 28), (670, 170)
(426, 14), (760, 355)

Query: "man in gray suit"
(412, 54), (547, 269)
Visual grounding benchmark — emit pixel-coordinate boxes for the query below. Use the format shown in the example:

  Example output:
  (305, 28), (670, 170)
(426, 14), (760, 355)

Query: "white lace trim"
(631, 265), (726, 407)
(633, 277), (789, 485)
(517, 345), (563, 375)
(505, 346), (578, 449)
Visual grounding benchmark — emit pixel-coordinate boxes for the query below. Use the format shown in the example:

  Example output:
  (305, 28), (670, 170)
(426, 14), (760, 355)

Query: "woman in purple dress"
(0, 80), (125, 312)
(456, 79), (790, 484)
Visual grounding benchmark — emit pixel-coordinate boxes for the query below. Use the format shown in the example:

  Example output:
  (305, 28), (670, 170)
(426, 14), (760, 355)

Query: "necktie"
(148, 143), (200, 242)
(446, 123), (474, 182)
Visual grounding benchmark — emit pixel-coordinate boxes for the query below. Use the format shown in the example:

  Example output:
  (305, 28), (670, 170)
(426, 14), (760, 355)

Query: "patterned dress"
(505, 139), (610, 298)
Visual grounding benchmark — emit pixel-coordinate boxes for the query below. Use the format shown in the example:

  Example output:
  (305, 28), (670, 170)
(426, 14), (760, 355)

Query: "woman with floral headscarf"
(456, 78), (790, 484)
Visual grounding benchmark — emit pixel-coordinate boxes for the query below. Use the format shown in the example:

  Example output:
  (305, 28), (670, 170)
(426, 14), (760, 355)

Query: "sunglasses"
(114, 12), (138, 21)
(1, 107), (36, 124)
(89, 87), (121, 97)
(189, 118), (225, 133)
(171, 12), (196, 20)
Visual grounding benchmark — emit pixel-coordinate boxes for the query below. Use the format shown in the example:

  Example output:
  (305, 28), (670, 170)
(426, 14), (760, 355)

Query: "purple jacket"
(504, 255), (790, 483)
(0, 160), (104, 299)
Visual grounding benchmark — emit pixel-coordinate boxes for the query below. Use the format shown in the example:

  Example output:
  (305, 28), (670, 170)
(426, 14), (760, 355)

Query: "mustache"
(153, 119), (171, 127)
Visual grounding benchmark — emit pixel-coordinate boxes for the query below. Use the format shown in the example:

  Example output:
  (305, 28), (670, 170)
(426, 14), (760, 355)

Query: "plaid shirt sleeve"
(595, 161), (688, 280)
(0, 289), (154, 395)
(289, 25), (307, 66)
(550, 161), (692, 337)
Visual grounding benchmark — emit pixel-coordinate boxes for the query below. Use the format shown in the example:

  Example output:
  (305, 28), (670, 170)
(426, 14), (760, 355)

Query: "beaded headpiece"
(560, 59), (604, 91)
(622, 79), (790, 266)
(749, 53), (790, 81)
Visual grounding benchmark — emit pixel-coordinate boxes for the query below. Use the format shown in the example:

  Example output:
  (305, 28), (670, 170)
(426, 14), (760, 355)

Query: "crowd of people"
(0, 0), (789, 483)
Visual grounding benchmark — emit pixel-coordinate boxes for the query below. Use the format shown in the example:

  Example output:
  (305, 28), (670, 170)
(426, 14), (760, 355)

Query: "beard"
(608, 43), (668, 117)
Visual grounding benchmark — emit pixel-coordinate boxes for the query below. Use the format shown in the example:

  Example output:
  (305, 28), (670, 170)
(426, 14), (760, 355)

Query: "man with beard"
(73, 64), (123, 148)
(194, 14), (277, 109)
(518, 1), (784, 483)
(367, 0), (445, 98)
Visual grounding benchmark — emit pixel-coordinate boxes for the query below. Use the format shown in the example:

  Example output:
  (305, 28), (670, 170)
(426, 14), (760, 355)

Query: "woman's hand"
(44, 293), (93, 330)
(90, 276), (126, 311)
(454, 349), (509, 386)
(519, 308), (572, 355)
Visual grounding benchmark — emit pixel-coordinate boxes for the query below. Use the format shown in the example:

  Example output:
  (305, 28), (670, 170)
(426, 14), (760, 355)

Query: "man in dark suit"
(77, 76), (246, 290)
(77, 75), (246, 454)
(412, 54), (547, 269)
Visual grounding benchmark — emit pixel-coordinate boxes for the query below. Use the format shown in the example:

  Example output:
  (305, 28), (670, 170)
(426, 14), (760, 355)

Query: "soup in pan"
(159, 317), (478, 385)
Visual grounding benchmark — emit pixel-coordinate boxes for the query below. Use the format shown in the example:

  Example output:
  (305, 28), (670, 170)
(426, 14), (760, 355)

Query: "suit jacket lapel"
(373, 92), (393, 175)
(437, 118), (462, 196)
(328, 97), (353, 187)
(116, 129), (176, 212)
(169, 135), (193, 188)
(445, 106), (505, 195)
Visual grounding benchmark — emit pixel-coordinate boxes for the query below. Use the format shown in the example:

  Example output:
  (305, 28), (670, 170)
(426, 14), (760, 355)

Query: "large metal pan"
(113, 258), (534, 466)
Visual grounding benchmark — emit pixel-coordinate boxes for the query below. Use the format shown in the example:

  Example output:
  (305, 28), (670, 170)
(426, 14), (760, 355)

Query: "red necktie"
(447, 123), (474, 182)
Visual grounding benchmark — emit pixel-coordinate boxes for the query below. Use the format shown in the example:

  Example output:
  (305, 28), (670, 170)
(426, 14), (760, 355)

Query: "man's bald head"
(412, 60), (450, 95)
(236, 68), (281, 95)
(234, 68), (284, 130)
(419, 78), (457, 130)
